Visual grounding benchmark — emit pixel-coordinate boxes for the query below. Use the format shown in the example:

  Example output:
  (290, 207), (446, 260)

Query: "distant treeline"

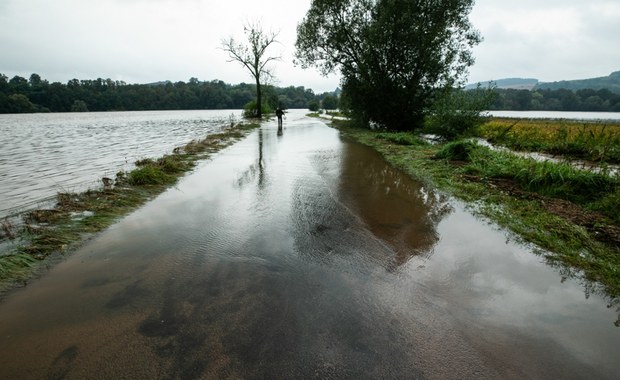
(487, 88), (620, 112)
(5, 72), (620, 114)
(0, 73), (335, 113)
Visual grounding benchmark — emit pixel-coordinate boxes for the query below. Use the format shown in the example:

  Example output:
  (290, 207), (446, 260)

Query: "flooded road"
(1, 112), (619, 379)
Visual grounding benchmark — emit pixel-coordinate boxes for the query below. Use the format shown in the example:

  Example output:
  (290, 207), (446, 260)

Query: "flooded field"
(0, 113), (618, 378)
(0, 109), (240, 217)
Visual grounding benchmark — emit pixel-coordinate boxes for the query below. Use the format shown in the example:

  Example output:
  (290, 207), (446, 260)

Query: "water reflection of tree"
(553, 261), (620, 327)
(234, 129), (265, 190)
(292, 141), (452, 271)
(337, 142), (452, 268)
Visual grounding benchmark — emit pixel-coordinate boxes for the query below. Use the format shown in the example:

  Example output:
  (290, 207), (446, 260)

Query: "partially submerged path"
(1, 111), (618, 378)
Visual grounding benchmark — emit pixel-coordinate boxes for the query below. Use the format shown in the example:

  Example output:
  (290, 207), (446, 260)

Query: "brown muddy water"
(0, 112), (619, 379)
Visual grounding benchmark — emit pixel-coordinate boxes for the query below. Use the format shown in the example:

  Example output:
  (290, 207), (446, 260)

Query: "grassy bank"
(331, 119), (620, 301)
(0, 122), (259, 294)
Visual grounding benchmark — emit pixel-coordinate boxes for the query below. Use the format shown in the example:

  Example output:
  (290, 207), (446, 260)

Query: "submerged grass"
(0, 122), (259, 294)
(331, 119), (620, 299)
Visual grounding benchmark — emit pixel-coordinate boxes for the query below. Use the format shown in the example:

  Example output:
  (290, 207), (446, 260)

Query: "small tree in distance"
(424, 85), (495, 141)
(308, 99), (320, 112)
(221, 22), (281, 118)
(322, 95), (338, 110)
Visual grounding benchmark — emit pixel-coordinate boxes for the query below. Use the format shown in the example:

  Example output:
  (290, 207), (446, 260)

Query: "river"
(0, 109), (241, 218)
(0, 113), (618, 378)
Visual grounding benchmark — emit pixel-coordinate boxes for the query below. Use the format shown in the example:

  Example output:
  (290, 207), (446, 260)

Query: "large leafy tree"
(295, 0), (481, 131)
(221, 22), (280, 118)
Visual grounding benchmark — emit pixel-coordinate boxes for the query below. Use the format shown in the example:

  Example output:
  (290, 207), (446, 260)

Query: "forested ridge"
(488, 87), (620, 112)
(0, 73), (331, 113)
(477, 71), (620, 112)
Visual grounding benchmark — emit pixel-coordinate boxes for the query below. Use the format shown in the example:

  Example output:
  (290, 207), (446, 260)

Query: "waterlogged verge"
(330, 119), (620, 320)
(0, 122), (259, 294)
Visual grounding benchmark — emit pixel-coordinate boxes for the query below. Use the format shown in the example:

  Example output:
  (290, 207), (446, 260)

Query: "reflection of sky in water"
(392, 204), (619, 372)
(0, 109), (241, 216)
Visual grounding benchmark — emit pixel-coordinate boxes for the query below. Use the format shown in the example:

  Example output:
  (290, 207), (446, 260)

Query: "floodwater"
(0, 112), (619, 379)
(0, 109), (240, 218)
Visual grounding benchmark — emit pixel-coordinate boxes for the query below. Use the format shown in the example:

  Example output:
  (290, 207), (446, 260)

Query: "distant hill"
(466, 71), (620, 94)
(466, 78), (538, 90)
(535, 71), (620, 93)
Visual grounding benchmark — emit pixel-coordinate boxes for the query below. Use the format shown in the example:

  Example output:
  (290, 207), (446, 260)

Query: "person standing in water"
(276, 107), (284, 128)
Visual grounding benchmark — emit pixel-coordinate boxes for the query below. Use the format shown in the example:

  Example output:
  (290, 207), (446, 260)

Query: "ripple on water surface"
(0, 110), (241, 217)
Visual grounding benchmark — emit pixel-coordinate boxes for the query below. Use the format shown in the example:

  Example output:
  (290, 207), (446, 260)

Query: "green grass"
(332, 119), (620, 299)
(0, 122), (259, 294)
(434, 141), (620, 222)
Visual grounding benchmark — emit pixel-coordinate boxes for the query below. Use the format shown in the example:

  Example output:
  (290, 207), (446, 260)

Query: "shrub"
(242, 100), (272, 118)
(424, 86), (493, 141)
(308, 99), (319, 112)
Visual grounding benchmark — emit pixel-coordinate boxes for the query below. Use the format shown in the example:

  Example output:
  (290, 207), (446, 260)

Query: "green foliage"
(322, 95), (338, 110)
(243, 100), (272, 118)
(295, 0), (480, 131)
(425, 86), (493, 141)
(5, 94), (38, 113)
(70, 100), (89, 112)
(308, 99), (319, 111)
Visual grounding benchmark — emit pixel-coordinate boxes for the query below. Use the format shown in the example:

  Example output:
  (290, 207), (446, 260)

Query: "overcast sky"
(1, 0), (619, 93)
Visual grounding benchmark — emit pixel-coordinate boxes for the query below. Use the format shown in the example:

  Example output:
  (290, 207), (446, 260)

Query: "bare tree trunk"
(255, 76), (262, 118)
